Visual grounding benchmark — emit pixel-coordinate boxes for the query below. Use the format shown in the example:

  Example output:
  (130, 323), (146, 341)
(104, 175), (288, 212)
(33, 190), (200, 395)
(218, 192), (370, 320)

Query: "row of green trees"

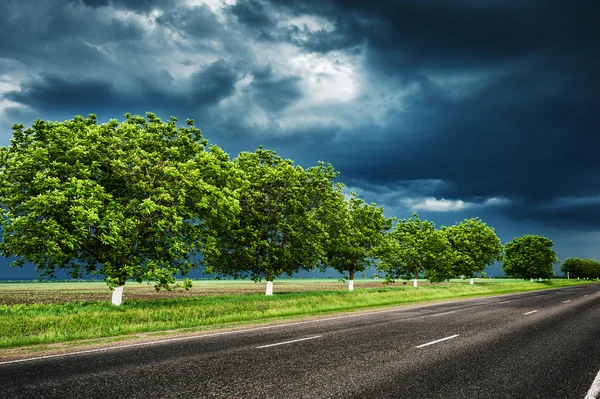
(0, 113), (569, 305)
(560, 258), (600, 279)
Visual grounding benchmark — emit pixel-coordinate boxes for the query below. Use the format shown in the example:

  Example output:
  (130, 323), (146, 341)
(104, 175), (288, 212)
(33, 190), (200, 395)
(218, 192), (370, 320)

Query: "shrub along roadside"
(0, 280), (595, 349)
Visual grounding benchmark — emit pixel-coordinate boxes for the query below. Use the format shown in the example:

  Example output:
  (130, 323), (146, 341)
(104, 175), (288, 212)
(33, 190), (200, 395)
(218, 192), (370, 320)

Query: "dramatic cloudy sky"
(1, 0), (599, 278)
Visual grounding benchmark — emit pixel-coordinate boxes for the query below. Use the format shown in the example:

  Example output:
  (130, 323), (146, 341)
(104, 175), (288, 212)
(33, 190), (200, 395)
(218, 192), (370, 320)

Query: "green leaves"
(502, 235), (558, 279)
(560, 257), (600, 279)
(323, 192), (392, 280)
(204, 148), (339, 283)
(378, 214), (454, 283)
(442, 217), (503, 278)
(0, 113), (238, 292)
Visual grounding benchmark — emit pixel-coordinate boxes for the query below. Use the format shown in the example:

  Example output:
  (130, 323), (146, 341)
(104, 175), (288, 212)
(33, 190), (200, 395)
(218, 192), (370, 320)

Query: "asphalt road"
(2, 284), (600, 398)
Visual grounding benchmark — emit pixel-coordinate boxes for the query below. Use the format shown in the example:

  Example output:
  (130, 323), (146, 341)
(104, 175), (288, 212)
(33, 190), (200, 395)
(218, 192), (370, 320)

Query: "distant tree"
(204, 147), (338, 295)
(378, 214), (454, 286)
(561, 258), (600, 279)
(0, 113), (238, 305)
(323, 192), (392, 291)
(502, 235), (558, 279)
(442, 217), (503, 284)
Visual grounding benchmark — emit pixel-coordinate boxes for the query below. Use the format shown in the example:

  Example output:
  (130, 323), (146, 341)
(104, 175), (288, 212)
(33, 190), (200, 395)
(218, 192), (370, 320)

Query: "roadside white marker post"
(348, 279), (354, 291)
(111, 285), (124, 306)
(265, 281), (273, 296)
(469, 278), (474, 285)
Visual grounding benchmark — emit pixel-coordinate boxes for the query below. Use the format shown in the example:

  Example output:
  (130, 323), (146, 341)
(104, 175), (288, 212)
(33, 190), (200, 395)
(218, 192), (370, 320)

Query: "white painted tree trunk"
(538, 277), (541, 282)
(265, 281), (273, 296)
(469, 278), (474, 285)
(530, 278), (533, 282)
(413, 278), (418, 287)
(112, 285), (124, 306)
(348, 279), (354, 291)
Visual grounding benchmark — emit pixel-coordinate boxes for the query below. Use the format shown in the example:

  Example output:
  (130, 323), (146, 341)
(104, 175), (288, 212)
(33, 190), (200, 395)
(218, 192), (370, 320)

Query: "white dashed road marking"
(429, 311), (456, 317)
(256, 335), (322, 349)
(584, 367), (600, 399)
(415, 334), (460, 348)
(524, 310), (538, 315)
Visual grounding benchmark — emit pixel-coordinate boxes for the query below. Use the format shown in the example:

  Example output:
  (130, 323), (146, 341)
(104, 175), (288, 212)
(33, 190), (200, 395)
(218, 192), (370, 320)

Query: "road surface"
(1, 284), (600, 398)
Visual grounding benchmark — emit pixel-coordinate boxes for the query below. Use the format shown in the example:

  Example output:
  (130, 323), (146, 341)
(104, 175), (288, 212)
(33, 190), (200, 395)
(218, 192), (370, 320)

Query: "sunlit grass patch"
(0, 278), (595, 349)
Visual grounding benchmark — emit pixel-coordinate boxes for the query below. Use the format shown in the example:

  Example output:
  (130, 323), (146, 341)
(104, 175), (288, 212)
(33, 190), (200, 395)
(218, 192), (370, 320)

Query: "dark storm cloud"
(75, 0), (177, 12)
(229, 0), (272, 27)
(221, 0), (599, 230)
(3, 75), (124, 113)
(156, 4), (222, 38)
(2, 64), (241, 119)
(247, 67), (303, 112)
(190, 59), (240, 105)
(0, 0), (147, 66)
(335, 54), (600, 198)
(80, 0), (110, 7)
(267, 0), (595, 63)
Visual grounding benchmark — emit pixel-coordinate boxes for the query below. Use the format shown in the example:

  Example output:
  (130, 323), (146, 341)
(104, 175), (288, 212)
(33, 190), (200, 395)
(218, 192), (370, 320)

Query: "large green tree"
(204, 147), (338, 295)
(442, 217), (503, 284)
(0, 113), (237, 305)
(323, 192), (392, 291)
(378, 214), (454, 286)
(502, 235), (558, 280)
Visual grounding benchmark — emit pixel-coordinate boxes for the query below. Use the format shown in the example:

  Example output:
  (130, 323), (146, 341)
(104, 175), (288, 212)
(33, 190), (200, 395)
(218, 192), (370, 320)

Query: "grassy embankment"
(0, 278), (596, 349)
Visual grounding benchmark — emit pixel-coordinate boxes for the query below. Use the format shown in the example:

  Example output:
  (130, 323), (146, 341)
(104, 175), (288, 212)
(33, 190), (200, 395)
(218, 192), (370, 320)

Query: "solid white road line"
(584, 367), (600, 399)
(563, 300), (571, 303)
(429, 311), (456, 317)
(415, 334), (460, 348)
(523, 310), (538, 315)
(256, 335), (322, 349)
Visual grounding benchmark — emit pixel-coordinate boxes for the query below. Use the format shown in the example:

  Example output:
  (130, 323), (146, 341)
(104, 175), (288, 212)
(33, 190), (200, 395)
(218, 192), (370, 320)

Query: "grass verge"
(0, 279), (596, 349)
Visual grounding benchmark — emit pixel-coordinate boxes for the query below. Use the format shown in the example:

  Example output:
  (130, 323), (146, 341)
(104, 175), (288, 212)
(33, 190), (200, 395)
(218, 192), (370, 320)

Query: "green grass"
(0, 278), (596, 349)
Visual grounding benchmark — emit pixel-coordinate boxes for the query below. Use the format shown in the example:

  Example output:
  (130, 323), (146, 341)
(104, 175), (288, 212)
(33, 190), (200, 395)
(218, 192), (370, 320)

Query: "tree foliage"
(442, 217), (503, 278)
(203, 147), (338, 283)
(560, 257), (600, 279)
(502, 235), (558, 279)
(378, 214), (454, 283)
(323, 192), (392, 281)
(0, 113), (237, 290)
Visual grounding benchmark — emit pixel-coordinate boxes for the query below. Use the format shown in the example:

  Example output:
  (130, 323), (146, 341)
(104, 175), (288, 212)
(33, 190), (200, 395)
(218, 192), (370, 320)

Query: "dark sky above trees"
(1, 0), (599, 277)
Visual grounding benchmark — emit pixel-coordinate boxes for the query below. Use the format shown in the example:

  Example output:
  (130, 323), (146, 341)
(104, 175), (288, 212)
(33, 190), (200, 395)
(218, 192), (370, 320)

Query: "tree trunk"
(265, 272), (274, 296)
(111, 284), (124, 306)
(469, 277), (474, 285)
(530, 278), (533, 282)
(348, 269), (354, 291)
(414, 270), (418, 287)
